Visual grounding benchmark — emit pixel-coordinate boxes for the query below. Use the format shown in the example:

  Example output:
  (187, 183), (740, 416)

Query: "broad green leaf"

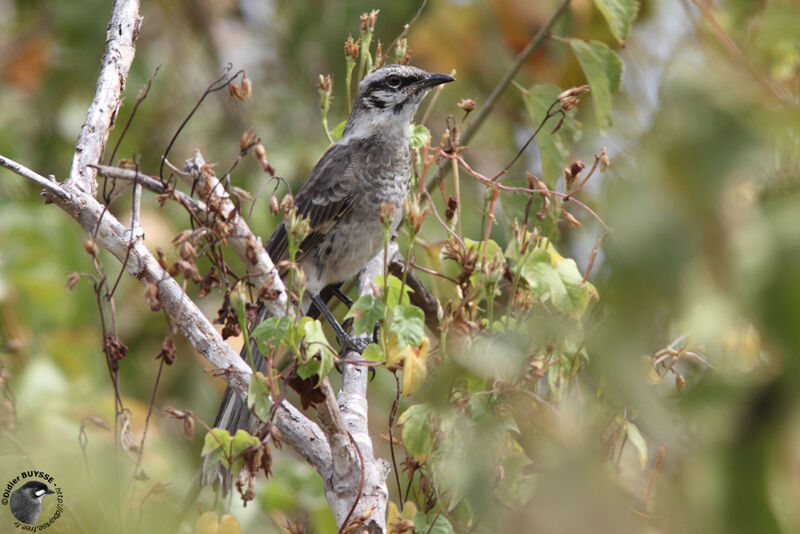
(570, 39), (623, 131)
(375, 274), (412, 309)
(252, 316), (292, 355)
(331, 120), (347, 141)
(409, 123), (431, 151)
(201, 429), (258, 472)
(413, 512), (453, 534)
(229, 429), (261, 471)
(518, 246), (597, 317)
(594, 0), (640, 43)
(391, 303), (425, 347)
(247, 372), (273, 422)
(625, 421), (648, 469)
(201, 428), (231, 458)
(398, 404), (434, 463)
(344, 294), (385, 336)
(361, 343), (385, 362)
(296, 317), (335, 379)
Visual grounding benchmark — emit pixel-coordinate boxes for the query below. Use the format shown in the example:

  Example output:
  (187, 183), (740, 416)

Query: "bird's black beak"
(45, 488), (55, 495)
(416, 72), (455, 90)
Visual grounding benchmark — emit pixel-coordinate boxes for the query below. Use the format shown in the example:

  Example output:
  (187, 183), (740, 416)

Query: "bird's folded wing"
(266, 141), (362, 267)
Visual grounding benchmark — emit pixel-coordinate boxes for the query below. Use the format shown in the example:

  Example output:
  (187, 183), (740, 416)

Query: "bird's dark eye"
(386, 75), (402, 89)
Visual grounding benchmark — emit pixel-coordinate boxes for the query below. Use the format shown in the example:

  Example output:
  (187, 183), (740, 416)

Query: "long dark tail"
(200, 284), (339, 491)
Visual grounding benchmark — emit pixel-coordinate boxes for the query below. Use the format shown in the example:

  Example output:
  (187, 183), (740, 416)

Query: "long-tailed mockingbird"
(202, 64), (454, 488)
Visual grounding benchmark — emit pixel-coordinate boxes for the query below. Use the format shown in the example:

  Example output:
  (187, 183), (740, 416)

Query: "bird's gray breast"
(302, 136), (411, 293)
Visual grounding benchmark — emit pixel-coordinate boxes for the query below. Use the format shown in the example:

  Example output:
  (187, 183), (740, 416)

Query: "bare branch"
(52, 186), (253, 394)
(183, 151), (288, 316)
(67, 0), (142, 195)
(0, 154), (70, 201)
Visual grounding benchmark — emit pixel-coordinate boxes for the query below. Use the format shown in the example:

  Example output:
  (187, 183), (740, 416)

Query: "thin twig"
(0, 154), (69, 200)
(108, 65), (161, 165)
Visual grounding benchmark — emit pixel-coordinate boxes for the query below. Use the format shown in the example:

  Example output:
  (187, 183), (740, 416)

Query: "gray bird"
(202, 64), (453, 489)
(9, 481), (55, 525)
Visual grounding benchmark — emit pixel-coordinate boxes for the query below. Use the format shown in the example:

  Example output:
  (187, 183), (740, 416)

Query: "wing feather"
(265, 141), (361, 267)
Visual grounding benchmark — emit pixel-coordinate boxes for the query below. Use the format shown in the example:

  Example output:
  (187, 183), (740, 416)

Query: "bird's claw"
(337, 332), (370, 355)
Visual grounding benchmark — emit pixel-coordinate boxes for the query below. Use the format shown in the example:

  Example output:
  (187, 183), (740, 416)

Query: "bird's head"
(17, 481), (55, 502)
(343, 64), (454, 139)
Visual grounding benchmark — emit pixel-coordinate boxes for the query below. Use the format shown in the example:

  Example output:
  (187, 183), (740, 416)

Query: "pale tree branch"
(0, 155), (70, 201)
(67, 0), (142, 196)
(181, 151), (288, 316)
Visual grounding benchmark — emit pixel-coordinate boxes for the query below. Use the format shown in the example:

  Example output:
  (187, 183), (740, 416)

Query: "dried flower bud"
(253, 143), (273, 175)
(156, 247), (169, 270)
(380, 201), (396, 226)
(183, 414), (195, 440)
(344, 35), (360, 59)
(280, 194), (294, 214)
(240, 129), (258, 151)
(600, 146), (610, 171)
(82, 237), (98, 256)
(65, 272), (81, 291)
(157, 336), (176, 365)
(241, 73), (252, 98)
(317, 74), (332, 94)
(457, 98), (476, 113)
(145, 283), (161, 311)
(445, 194), (458, 222)
(228, 82), (245, 102)
(563, 210), (581, 227)
(676, 373), (686, 391)
(269, 195), (280, 216)
(393, 38), (408, 63)
(360, 9), (379, 32)
(375, 40), (384, 66)
(163, 406), (186, 419)
(570, 160), (585, 178)
(557, 84), (590, 102)
(180, 240), (196, 260)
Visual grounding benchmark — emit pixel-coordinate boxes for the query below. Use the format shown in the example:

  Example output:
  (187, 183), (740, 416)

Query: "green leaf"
(331, 120), (347, 141)
(625, 421), (648, 469)
(413, 512), (454, 534)
(252, 316), (292, 355)
(518, 245), (597, 317)
(229, 429), (261, 471)
(201, 428), (259, 473)
(398, 404), (433, 463)
(521, 85), (582, 185)
(344, 294), (385, 336)
(361, 343), (385, 362)
(593, 0), (640, 43)
(376, 274), (412, 309)
(409, 123), (431, 151)
(296, 317), (335, 379)
(391, 303), (425, 347)
(247, 372), (273, 422)
(570, 39), (623, 131)
(201, 428), (231, 459)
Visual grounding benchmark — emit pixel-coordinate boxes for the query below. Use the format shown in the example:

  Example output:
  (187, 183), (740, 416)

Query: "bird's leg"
(330, 286), (354, 308)
(311, 293), (369, 354)
(328, 285), (379, 345)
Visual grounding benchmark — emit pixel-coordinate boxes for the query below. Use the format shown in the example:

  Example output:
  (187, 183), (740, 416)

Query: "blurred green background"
(1, 0), (799, 532)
